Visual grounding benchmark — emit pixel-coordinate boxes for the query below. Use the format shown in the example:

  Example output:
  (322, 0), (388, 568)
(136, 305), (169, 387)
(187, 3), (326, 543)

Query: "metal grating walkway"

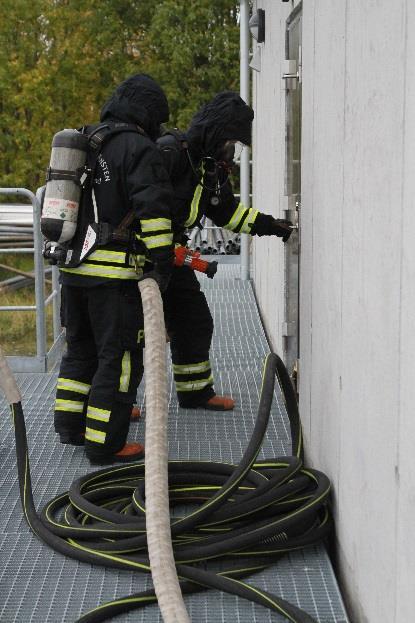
(0, 265), (350, 623)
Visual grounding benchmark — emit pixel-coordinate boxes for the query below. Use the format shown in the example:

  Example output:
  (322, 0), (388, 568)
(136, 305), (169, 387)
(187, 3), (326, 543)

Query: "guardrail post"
(32, 189), (46, 360)
(0, 187), (46, 366)
(240, 0), (251, 281)
(51, 265), (61, 341)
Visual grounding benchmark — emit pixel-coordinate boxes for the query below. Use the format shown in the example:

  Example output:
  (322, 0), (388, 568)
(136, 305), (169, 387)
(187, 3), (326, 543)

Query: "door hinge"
(282, 321), (296, 337)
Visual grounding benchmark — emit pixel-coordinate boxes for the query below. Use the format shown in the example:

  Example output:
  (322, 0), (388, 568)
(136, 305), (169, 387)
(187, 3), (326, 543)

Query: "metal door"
(282, 2), (302, 383)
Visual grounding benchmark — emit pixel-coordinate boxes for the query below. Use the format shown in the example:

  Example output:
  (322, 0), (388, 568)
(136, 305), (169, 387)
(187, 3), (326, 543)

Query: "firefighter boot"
(130, 406), (141, 421)
(203, 395), (235, 411)
(88, 442), (145, 466)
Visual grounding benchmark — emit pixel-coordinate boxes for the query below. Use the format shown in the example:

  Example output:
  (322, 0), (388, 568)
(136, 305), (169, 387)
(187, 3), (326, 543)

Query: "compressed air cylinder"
(41, 129), (89, 244)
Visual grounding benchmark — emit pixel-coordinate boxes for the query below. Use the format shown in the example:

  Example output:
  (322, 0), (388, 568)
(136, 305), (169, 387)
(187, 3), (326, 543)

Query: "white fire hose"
(138, 277), (191, 623)
(0, 277), (190, 623)
(0, 290), (330, 623)
(0, 346), (21, 404)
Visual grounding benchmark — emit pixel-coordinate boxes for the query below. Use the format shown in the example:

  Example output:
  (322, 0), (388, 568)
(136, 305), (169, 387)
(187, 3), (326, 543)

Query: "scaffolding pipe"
(0, 188), (46, 359)
(52, 266), (61, 341)
(188, 227), (199, 249)
(240, 0), (251, 280)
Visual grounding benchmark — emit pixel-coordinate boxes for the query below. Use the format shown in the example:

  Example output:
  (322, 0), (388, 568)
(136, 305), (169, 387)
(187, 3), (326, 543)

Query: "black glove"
(271, 218), (294, 243)
(43, 240), (67, 264)
(43, 241), (57, 264)
(142, 252), (174, 293)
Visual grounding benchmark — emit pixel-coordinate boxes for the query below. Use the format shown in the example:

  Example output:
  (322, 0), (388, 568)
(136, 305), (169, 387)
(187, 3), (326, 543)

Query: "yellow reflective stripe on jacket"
(141, 233), (173, 249)
(87, 249), (128, 264)
(60, 263), (141, 279)
(55, 399), (84, 412)
(140, 218), (172, 232)
(224, 202), (247, 231)
(185, 183), (203, 228)
(87, 406), (111, 423)
(239, 209), (259, 234)
(87, 250), (146, 267)
(57, 378), (91, 395)
(119, 352), (131, 393)
(85, 427), (106, 444)
(175, 375), (214, 392)
(173, 361), (211, 375)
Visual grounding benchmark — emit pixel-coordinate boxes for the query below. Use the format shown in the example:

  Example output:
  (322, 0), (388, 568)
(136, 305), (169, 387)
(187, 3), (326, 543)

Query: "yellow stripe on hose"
(79, 594), (156, 619)
(227, 577), (298, 623)
(66, 539), (151, 571)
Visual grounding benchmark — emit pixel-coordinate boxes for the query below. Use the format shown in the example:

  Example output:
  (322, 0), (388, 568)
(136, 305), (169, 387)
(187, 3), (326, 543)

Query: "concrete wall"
(251, 1), (415, 622)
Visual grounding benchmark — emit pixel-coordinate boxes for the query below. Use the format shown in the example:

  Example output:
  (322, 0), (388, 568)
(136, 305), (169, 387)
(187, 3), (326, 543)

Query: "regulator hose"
(1, 344), (332, 623)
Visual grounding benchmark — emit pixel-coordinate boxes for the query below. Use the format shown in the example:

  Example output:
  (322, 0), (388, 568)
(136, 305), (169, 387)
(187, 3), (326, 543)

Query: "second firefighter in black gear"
(54, 74), (175, 464)
(157, 91), (293, 411)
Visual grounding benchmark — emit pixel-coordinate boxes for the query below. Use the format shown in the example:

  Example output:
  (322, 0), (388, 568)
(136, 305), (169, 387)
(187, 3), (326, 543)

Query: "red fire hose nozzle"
(174, 246), (218, 278)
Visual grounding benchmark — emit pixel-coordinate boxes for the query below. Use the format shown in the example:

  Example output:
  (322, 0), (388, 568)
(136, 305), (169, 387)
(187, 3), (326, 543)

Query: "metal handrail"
(0, 187), (62, 371)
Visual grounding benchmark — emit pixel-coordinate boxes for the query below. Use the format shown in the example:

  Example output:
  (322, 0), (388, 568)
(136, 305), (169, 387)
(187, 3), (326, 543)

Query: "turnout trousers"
(54, 281), (144, 461)
(163, 266), (215, 407)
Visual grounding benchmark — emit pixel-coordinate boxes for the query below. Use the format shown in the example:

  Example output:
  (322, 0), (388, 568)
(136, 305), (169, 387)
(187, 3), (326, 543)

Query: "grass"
(0, 254), (55, 356)
(0, 252), (34, 279)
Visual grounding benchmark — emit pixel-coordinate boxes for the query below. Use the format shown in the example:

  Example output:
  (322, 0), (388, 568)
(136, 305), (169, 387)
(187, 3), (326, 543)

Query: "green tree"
(0, 0), (239, 192)
(145, 0), (240, 127)
(0, 0), (151, 190)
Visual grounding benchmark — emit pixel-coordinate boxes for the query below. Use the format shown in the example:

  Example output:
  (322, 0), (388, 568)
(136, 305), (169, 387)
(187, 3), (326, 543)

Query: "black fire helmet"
(186, 91), (254, 158)
(100, 74), (169, 141)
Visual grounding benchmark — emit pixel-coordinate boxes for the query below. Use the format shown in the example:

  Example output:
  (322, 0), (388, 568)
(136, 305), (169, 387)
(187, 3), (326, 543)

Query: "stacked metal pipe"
(0, 205), (244, 254)
(0, 267), (52, 294)
(0, 205), (34, 248)
(187, 216), (241, 255)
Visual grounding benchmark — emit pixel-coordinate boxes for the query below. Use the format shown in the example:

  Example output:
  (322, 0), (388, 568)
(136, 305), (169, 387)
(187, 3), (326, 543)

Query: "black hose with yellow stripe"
(4, 350), (332, 623)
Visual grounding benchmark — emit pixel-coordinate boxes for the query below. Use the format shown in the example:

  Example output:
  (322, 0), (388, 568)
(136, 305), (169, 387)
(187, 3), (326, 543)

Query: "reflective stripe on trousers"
(173, 360), (213, 392)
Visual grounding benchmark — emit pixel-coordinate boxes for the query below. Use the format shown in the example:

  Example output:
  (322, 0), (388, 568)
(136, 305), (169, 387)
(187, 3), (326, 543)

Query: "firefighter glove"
(271, 218), (294, 243)
(143, 253), (174, 293)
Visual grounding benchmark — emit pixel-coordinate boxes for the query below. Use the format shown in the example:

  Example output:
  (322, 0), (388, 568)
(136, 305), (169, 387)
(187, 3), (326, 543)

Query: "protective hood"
(100, 74), (169, 141)
(186, 91), (254, 158)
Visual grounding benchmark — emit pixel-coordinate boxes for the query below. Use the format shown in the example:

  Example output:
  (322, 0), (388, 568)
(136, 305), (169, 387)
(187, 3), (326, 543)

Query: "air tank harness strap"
(87, 122), (147, 152)
(46, 123), (148, 188)
(93, 210), (136, 247)
(45, 166), (88, 186)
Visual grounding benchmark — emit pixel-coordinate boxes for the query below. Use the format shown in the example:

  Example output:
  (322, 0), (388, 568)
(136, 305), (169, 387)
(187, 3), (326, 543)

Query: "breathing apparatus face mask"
(203, 140), (245, 205)
(186, 140), (246, 193)
(214, 140), (244, 165)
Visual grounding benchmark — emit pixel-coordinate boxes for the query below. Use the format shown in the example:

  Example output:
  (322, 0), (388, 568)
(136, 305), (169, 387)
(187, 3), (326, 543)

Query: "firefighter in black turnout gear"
(157, 91), (293, 410)
(54, 74), (174, 464)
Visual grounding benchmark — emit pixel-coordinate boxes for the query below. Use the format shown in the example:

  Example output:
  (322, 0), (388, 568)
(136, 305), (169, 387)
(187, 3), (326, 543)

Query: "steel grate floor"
(0, 265), (350, 623)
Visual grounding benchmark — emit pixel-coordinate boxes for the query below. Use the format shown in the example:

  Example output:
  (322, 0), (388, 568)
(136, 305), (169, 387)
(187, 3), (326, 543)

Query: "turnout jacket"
(158, 139), (280, 239)
(157, 92), (281, 239)
(60, 73), (174, 287)
(61, 129), (174, 287)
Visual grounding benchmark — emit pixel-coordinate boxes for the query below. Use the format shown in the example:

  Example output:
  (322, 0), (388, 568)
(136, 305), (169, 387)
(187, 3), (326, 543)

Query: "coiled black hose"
(8, 352), (332, 623)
